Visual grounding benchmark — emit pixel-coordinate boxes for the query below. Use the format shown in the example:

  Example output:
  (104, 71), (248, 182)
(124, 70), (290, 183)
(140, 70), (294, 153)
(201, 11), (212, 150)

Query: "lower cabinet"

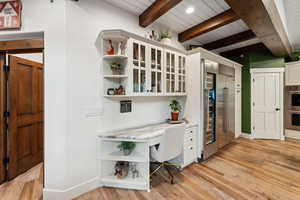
(171, 126), (198, 168)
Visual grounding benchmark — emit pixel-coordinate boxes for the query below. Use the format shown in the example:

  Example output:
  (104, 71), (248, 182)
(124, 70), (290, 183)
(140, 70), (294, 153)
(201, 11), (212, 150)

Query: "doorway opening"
(0, 37), (44, 199)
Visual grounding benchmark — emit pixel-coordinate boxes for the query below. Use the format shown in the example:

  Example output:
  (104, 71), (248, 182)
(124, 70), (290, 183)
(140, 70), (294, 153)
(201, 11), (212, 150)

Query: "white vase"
(160, 38), (172, 46)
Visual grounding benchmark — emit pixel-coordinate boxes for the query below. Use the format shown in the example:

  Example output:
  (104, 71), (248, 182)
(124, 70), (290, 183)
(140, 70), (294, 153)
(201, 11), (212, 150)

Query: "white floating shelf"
(101, 151), (147, 162)
(104, 95), (131, 98)
(102, 175), (146, 188)
(103, 75), (128, 79)
(103, 55), (128, 61)
(104, 94), (187, 98)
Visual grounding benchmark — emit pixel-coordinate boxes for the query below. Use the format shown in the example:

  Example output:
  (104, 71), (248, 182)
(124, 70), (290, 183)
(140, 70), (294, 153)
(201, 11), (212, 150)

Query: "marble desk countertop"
(98, 121), (197, 140)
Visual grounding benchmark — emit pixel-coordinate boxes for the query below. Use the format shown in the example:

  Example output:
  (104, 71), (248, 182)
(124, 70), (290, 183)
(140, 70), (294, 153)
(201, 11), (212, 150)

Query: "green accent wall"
(249, 50), (285, 68)
(228, 49), (285, 134)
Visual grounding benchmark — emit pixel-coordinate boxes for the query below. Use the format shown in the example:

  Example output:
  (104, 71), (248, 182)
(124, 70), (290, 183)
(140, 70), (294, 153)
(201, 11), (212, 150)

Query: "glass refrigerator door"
(206, 73), (216, 145)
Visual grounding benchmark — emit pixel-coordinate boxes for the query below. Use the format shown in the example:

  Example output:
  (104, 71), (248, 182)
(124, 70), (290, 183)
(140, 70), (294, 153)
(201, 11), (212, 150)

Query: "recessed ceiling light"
(186, 7), (195, 14)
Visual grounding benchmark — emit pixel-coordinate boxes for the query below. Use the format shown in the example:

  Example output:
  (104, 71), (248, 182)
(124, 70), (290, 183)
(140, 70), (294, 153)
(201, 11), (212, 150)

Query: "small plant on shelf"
(169, 99), (182, 121)
(118, 141), (136, 155)
(159, 31), (172, 40)
(110, 63), (122, 75)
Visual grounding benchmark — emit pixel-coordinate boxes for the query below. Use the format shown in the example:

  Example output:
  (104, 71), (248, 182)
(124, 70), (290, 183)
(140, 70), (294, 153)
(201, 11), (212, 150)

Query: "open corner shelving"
(99, 138), (150, 191)
(100, 30), (187, 98)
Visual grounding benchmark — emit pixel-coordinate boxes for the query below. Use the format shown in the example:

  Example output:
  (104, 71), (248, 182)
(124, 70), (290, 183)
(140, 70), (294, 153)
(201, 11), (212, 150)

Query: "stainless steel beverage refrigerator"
(201, 59), (236, 160)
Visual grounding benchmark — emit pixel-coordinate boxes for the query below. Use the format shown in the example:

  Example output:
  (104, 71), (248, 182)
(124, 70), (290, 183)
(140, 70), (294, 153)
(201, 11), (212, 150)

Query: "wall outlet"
(120, 100), (132, 113)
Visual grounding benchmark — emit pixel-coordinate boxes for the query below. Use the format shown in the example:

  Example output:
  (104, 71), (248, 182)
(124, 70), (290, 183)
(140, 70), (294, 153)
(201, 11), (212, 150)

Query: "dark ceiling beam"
(178, 9), (240, 43)
(224, 0), (292, 56)
(220, 43), (267, 58)
(139, 0), (182, 28)
(203, 30), (256, 50)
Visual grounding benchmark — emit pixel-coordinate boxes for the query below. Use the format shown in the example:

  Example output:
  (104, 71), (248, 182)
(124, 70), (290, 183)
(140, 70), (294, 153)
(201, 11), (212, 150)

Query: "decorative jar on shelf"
(160, 38), (172, 46)
(114, 161), (129, 179)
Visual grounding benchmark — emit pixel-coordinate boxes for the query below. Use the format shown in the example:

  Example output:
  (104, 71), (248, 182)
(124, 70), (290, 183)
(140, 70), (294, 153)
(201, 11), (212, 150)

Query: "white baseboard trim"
(43, 177), (100, 200)
(240, 132), (253, 139)
(285, 129), (300, 140)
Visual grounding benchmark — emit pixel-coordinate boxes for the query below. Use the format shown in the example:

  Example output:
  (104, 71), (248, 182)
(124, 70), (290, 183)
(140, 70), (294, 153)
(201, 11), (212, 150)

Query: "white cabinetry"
(286, 61), (300, 85)
(171, 126), (198, 168)
(100, 30), (187, 97)
(99, 138), (150, 191)
(149, 44), (164, 95)
(235, 65), (242, 89)
(235, 65), (242, 137)
(130, 39), (148, 95)
(165, 50), (187, 96)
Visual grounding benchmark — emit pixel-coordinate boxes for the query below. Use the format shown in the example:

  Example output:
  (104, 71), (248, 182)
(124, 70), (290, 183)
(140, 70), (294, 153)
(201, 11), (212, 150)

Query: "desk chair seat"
(150, 124), (185, 184)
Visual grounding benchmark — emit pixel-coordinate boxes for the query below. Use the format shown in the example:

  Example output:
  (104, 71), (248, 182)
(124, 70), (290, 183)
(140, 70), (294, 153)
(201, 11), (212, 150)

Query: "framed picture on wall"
(0, 0), (22, 30)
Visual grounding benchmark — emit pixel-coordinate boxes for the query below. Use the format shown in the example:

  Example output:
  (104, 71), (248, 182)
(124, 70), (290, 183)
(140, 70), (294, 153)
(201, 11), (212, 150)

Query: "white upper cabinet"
(165, 50), (176, 95)
(131, 39), (148, 95)
(286, 61), (300, 86)
(149, 45), (164, 95)
(101, 30), (187, 97)
(177, 54), (187, 94)
(165, 50), (187, 96)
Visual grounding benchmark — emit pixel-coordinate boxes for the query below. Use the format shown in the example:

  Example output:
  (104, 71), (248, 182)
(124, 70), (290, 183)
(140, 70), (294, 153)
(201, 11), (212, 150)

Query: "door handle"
(276, 108), (280, 111)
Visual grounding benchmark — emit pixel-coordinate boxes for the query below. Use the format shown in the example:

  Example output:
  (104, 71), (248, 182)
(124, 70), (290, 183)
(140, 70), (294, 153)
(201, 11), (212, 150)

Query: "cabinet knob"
(190, 147), (193, 150)
(190, 138), (193, 141)
(190, 131), (193, 133)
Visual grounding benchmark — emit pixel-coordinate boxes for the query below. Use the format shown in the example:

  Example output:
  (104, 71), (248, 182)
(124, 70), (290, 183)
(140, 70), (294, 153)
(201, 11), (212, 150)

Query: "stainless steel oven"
(286, 110), (300, 131)
(286, 86), (300, 111)
(286, 86), (300, 130)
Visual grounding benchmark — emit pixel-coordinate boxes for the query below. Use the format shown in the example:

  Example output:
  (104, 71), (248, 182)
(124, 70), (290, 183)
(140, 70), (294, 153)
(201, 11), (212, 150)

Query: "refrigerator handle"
(223, 88), (229, 133)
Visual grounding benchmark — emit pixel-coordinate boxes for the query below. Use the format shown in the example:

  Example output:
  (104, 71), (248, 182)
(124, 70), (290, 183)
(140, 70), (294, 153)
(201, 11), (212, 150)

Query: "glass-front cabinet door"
(132, 39), (147, 95)
(149, 45), (163, 95)
(176, 54), (186, 94)
(165, 50), (176, 95)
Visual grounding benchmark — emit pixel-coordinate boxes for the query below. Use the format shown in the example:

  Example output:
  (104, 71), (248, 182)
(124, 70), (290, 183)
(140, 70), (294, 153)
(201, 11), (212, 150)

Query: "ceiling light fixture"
(186, 7), (195, 14)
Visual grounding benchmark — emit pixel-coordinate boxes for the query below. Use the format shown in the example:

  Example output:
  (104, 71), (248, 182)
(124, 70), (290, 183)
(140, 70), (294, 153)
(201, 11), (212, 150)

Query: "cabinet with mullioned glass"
(165, 50), (187, 96)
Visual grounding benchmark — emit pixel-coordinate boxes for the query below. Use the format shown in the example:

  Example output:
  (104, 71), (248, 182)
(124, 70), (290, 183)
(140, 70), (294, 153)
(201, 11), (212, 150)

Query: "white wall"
(64, 0), (185, 195)
(9, 53), (43, 63)
(0, 0), (69, 192)
(0, 0), (186, 198)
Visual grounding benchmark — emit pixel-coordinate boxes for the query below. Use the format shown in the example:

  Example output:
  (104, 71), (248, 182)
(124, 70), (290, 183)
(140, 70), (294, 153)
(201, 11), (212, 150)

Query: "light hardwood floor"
(0, 163), (43, 200)
(1, 137), (300, 200)
(76, 137), (300, 200)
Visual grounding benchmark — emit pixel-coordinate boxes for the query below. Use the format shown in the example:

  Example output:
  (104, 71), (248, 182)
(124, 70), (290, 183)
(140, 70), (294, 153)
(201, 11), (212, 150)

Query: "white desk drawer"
(185, 136), (196, 146)
(185, 127), (197, 138)
(184, 145), (197, 162)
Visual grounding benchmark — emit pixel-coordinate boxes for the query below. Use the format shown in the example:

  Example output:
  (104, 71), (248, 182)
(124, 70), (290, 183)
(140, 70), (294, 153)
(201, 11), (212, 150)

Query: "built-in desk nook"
(98, 122), (198, 191)
(97, 29), (242, 192)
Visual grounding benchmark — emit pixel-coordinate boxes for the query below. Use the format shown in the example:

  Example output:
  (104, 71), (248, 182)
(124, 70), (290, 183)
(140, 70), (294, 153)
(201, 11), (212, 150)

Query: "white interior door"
(251, 71), (283, 139)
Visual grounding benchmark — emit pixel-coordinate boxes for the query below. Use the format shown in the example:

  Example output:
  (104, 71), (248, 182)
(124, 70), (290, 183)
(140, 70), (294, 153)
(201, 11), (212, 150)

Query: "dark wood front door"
(0, 54), (6, 184)
(7, 56), (44, 180)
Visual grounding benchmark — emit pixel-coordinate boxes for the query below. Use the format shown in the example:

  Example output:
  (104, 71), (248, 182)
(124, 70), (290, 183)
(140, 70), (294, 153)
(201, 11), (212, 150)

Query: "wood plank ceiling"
(104, 0), (293, 56)
(104, 0), (251, 54)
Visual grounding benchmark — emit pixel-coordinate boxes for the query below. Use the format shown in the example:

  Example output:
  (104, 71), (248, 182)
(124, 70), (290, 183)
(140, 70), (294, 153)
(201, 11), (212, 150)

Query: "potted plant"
(169, 99), (182, 121)
(160, 31), (172, 45)
(118, 141), (136, 155)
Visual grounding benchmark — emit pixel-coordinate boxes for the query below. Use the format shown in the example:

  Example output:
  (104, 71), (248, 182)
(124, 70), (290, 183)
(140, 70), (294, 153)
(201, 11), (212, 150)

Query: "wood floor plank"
(1, 138), (300, 200)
